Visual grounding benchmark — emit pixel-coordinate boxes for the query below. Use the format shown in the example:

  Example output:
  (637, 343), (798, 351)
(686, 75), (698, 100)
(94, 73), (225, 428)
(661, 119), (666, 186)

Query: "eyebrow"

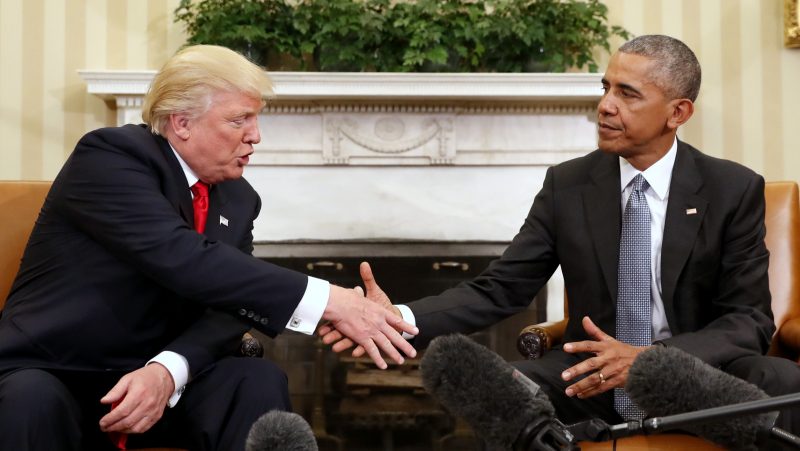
(602, 78), (644, 97)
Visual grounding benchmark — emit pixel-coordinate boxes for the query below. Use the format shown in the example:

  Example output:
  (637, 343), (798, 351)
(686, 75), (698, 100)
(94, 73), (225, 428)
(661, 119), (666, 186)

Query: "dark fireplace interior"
(254, 242), (547, 451)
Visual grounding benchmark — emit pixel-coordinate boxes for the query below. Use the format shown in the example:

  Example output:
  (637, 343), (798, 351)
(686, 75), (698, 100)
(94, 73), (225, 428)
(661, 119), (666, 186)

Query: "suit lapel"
(155, 136), (194, 227)
(205, 184), (231, 242)
(661, 141), (706, 326)
(584, 153), (622, 302)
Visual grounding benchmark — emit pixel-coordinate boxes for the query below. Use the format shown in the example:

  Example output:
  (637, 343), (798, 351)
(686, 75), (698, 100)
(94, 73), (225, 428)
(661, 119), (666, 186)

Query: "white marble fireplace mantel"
(78, 70), (602, 239)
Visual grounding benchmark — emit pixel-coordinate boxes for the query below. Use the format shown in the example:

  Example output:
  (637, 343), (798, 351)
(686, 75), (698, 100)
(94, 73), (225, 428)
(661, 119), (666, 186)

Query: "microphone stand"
(603, 392), (800, 448)
(515, 417), (579, 451)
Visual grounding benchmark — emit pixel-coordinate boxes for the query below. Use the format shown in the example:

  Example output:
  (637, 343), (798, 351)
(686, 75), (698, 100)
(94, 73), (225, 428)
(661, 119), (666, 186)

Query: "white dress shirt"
(149, 145), (330, 407)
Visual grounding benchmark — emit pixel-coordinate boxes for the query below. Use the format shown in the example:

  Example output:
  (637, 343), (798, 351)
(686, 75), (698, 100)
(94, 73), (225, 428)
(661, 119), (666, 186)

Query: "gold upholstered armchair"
(516, 181), (800, 450)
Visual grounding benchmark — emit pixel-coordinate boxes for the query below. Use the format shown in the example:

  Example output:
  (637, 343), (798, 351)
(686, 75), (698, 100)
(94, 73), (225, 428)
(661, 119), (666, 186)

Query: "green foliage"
(174, 0), (630, 72)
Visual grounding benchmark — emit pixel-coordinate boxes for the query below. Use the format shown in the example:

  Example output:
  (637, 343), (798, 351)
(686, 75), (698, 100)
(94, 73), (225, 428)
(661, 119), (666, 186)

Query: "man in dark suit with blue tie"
(0, 45), (417, 451)
(322, 34), (800, 435)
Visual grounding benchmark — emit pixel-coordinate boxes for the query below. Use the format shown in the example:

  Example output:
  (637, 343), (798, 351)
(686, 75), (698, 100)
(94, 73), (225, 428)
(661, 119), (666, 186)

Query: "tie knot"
(631, 174), (649, 193)
(191, 181), (209, 198)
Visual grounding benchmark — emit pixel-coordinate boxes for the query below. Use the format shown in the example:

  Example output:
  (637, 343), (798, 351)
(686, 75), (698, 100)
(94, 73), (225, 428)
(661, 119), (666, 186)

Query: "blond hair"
(142, 45), (274, 135)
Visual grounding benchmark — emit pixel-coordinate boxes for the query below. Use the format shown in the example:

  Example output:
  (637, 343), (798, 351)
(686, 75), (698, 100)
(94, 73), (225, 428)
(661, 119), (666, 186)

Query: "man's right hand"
(321, 269), (417, 369)
(99, 363), (174, 434)
(320, 262), (406, 359)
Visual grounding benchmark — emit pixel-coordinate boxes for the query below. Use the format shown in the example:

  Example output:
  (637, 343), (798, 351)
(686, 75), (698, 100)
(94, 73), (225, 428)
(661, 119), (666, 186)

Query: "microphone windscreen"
(626, 346), (772, 451)
(420, 334), (556, 450)
(245, 410), (318, 451)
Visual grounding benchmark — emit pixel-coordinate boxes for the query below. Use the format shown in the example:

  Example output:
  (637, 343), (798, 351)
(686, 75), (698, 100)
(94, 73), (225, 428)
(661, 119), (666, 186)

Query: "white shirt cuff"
(148, 351), (189, 408)
(286, 276), (330, 335)
(395, 304), (417, 340)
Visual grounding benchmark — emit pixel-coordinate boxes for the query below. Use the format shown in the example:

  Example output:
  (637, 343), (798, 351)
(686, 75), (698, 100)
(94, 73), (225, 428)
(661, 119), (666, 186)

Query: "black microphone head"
(627, 346), (772, 451)
(420, 334), (556, 450)
(245, 410), (318, 451)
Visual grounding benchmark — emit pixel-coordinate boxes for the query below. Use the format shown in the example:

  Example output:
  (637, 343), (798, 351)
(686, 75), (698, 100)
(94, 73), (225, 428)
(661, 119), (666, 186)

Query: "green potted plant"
(292, 0), (388, 71)
(174, 0), (629, 72)
(481, 0), (629, 72)
(175, 0), (299, 69)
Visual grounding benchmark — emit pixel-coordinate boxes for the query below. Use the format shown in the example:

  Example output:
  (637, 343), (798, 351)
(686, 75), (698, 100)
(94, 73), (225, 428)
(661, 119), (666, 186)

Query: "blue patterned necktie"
(615, 174), (652, 420)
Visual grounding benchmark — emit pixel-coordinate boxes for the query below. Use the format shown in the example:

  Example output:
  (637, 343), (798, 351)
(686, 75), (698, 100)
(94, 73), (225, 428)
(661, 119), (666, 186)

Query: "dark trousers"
(0, 356), (291, 451)
(512, 349), (800, 438)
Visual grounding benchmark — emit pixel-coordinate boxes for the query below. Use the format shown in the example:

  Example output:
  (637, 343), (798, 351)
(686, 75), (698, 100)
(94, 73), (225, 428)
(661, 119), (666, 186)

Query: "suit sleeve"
(660, 175), (774, 366)
(408, 167), (560, 348)
(54, 128), (308, 338)
(161, 193), (262, 375)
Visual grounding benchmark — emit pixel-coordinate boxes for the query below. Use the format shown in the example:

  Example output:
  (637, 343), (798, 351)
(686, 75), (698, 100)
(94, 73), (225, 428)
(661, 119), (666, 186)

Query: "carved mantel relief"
(79, 71), (601, 168)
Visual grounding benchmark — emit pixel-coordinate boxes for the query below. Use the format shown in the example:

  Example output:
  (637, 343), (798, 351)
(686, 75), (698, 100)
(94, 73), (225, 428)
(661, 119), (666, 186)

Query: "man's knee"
(0, 369), (82, 450)
(169, 358), (291, 451)
(725, 355), (800, 396)
(211, 357), (291, 410)
(0, 368), (80, 418)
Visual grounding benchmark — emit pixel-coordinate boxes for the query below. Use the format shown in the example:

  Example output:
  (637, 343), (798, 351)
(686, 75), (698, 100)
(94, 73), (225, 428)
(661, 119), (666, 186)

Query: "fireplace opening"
(254, 242), (547, 451)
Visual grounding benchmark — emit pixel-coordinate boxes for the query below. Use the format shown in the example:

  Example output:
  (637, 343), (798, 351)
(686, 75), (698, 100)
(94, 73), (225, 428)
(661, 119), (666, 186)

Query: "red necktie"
(191, 181), (209, 233)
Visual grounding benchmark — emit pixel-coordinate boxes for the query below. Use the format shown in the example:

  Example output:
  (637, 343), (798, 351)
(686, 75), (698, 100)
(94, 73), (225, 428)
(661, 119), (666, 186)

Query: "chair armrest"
(776, 317), (800, 360)
(238, 332), (264, 358)
(517, 319), (568, 360)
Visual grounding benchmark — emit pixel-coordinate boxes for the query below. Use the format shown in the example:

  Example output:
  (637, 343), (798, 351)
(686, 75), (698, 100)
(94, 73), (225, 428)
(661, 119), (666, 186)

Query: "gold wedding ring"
(598, 371), (606, 384)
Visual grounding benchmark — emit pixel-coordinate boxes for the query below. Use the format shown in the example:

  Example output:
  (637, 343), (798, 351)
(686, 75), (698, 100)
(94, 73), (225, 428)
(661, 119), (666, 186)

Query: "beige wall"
(0, 0), (185, 180)
(1, 0), (798, 182)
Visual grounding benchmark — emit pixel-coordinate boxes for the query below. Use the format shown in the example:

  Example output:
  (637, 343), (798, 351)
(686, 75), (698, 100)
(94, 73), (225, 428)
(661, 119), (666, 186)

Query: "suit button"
(253, 314), (261, 322)
(247, 311), (254, 318)
(260, 317), (269, 325)
(238, 309), (247, 316)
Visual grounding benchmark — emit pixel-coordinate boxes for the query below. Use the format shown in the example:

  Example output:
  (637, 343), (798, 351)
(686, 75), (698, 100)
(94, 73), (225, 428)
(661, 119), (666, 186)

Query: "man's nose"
(597, 94), (617, 116)
(245, 119), (261, 144)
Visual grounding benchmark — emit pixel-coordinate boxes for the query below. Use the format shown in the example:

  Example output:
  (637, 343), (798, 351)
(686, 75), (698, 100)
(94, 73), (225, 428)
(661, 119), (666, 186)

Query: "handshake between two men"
(318, 261), (653, 410)
(319, 262), (417, 370)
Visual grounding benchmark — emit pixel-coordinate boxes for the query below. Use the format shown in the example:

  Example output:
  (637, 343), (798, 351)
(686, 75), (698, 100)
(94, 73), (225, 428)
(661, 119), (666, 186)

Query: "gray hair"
(618, 35), (701, 102)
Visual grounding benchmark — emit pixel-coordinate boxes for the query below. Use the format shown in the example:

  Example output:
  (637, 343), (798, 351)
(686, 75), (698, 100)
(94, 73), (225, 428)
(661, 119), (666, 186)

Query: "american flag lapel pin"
(686, 208), (697, 215)
(220, 215), (229, 226)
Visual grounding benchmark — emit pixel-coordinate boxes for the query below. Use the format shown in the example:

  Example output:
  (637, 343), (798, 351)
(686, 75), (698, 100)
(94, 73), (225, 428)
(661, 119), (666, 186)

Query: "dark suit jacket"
(409, 140), (774, 367)
(0, 124), (308, 375)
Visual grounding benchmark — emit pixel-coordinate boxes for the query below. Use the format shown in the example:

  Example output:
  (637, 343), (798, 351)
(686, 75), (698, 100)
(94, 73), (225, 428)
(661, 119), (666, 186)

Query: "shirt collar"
(618, 137), (677, 201)
(168, 141), (199, 188)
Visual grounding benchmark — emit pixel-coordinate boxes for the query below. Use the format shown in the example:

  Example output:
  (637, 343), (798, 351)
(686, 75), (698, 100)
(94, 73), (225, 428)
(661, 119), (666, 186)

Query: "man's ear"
(667, 98), (694, 130)
(168, 113), (192, 140)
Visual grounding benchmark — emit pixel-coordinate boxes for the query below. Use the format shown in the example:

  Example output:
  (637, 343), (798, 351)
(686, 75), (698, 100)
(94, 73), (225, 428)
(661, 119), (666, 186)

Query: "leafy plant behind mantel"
(175, 0), (629, 72)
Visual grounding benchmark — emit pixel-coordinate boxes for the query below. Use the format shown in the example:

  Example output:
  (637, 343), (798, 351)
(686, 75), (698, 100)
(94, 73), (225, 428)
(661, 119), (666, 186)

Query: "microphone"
(420, 333), (576, 451)
(245, 410), (318, 451)
(626, 346), (776, 450)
